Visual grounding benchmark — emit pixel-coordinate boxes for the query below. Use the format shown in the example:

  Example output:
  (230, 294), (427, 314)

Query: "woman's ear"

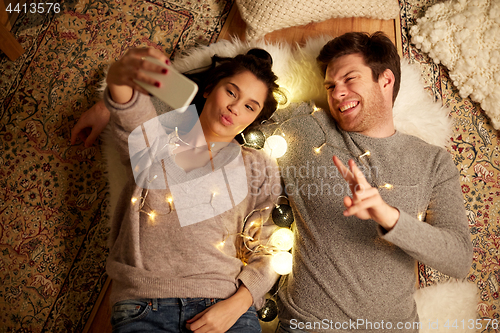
(203, 84), (214, 98)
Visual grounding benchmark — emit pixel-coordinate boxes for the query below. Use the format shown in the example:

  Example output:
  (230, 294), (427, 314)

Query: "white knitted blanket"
(236, 0), (400, 40)
(410, 0), (500, 129)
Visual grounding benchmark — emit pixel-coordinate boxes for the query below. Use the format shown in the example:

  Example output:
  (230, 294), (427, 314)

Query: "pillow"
(236, 0), (401, 40)
(410, 0), (500, 129)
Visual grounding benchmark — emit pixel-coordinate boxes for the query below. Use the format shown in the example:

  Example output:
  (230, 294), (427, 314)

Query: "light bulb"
(269, 228), (294, 251)
(271, 251), (293, 275)
(382, 183), (393, 190)
(264, 135), (287, 158)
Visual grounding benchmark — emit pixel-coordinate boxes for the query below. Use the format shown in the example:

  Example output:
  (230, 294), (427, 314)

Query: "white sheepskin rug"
(173, 37), (453, 148)
(101, 37), (478, 330)
(410, 0), (500, 129)
(414, 280), (478, 333)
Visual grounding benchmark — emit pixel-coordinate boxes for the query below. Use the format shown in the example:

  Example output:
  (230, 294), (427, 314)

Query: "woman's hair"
(184, 48), (279, 131)
(316, 31), (401, 105)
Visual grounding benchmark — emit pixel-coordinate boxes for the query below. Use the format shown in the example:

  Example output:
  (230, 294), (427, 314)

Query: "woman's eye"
(227, 89), (236, 97)
(246, 105), (254, 112)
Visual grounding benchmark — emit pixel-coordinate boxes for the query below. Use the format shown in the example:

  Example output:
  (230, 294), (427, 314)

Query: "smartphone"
(134, 56), (198, 112)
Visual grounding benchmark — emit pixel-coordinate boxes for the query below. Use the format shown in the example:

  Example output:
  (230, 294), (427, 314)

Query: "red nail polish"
(162, 68), (168, 74)
(155, 82), (161, 88)
(165, 59), (170, 65)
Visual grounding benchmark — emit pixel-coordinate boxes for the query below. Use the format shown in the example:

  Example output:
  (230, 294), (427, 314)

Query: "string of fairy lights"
(127, 88), (427, 321)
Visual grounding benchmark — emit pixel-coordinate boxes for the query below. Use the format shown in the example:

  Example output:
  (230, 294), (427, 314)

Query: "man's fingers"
(343, 195), (379, 217)
(343, 196), (353, 209)
(333, 155), (353, 182)
(348, 159), (370, 187)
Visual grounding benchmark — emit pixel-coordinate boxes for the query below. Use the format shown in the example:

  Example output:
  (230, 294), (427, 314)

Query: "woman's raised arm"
(107, 47), (170, 104)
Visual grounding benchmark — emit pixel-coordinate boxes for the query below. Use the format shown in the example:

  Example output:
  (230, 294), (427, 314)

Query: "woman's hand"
(185, 285), (254, 333)
(70, 100), (110, 147)
(107, 47), (171, 104)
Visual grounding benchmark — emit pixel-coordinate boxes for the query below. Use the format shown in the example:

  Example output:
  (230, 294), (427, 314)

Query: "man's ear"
(380, 69), (395, 90)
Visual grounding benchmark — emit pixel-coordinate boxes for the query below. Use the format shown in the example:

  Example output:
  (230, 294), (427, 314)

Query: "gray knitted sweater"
(264, 103), (472, 332)
(104, 90), (280, 309)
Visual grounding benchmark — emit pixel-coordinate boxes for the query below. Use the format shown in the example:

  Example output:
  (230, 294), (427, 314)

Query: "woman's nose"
(228, 103), (239, 115)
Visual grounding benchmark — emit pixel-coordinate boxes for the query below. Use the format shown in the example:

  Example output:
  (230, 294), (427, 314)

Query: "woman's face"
(199, 70), (268, 143)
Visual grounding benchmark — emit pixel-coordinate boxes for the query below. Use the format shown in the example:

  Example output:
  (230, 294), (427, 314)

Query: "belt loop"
(152, 298), (158, 311)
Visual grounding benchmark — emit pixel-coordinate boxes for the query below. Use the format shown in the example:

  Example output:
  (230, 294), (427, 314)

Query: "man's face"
(323, 53), (393, 136)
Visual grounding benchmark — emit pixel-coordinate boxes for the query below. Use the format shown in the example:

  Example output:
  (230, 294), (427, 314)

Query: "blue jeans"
(111, 298), (262, 333)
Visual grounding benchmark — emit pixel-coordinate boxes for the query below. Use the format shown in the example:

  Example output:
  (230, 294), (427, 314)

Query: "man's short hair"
(316, 31), (401, 104)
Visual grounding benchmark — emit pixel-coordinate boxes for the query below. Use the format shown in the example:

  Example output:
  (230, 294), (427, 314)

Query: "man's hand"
(70, 100), (110, 147)
(185, 285), (253, 333)
(332, 155), (400, 231)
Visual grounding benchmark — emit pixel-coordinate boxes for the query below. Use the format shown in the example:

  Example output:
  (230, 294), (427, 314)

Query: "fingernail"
(154, 82), (161, 88)
(165, 59), (170, 65)
(162, 68), (168, 74)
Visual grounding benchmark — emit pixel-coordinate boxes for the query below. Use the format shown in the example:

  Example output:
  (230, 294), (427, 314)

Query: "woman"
(75, 47), (282, 333)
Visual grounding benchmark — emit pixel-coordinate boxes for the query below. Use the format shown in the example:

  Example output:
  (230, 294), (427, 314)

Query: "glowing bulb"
(418, 212), (424, 221)
(264, 135), (287, 158)
(131, 197), (138, 204)
(148, 211), (156, 220)
(382, 183), (393, 190)
(314, 143), (326, 154)
(269, 228), (294, 251)
(271, 251), (293, 275)
(312, 105), (320, 113)
(359, 151), (371, 158)
(216, 240), (226, 250)
(166, 196), (174, 212)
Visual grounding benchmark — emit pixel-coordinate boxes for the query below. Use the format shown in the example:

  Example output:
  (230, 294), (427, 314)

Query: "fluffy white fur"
(414, 280), (478, 333)
(174, 37), (453, 148)
(101, 38), (477, 328)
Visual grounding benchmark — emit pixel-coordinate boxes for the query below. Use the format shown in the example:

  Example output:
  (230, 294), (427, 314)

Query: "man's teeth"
(340, 102), (357, 112)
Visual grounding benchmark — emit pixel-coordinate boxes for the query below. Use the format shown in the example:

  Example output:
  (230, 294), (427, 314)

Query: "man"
(272, 32), (472, 332)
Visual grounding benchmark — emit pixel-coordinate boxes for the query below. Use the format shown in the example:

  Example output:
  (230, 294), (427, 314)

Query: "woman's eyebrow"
(228, 82), (261, 108)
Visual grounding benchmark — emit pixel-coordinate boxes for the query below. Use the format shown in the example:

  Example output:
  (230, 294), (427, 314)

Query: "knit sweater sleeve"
(236, 150), (281, 309)
(103, 88), (160, 166)
(381, 149), (473, 278)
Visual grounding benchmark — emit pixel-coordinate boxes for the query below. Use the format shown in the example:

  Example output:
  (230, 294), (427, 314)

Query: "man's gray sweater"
(263, 102), (472, 332)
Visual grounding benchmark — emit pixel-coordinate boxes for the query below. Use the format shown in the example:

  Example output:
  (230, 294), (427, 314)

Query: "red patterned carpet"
(0, 0), (232, 331)
(1, 0), (499, 331)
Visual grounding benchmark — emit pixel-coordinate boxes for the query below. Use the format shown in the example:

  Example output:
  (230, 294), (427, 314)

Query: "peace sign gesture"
(332, 155), (400, 231)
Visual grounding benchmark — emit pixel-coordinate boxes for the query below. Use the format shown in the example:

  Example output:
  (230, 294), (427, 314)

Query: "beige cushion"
(236, 0), (401, 40)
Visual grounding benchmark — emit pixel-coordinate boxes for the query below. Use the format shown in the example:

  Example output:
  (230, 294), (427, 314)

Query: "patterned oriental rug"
(0, 0), (233, 331)
(0, 0), (499, 332)
(400, 0), (500, 327)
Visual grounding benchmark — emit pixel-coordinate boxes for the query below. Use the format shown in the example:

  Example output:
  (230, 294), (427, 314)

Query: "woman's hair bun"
(246, 48), (273, 66)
